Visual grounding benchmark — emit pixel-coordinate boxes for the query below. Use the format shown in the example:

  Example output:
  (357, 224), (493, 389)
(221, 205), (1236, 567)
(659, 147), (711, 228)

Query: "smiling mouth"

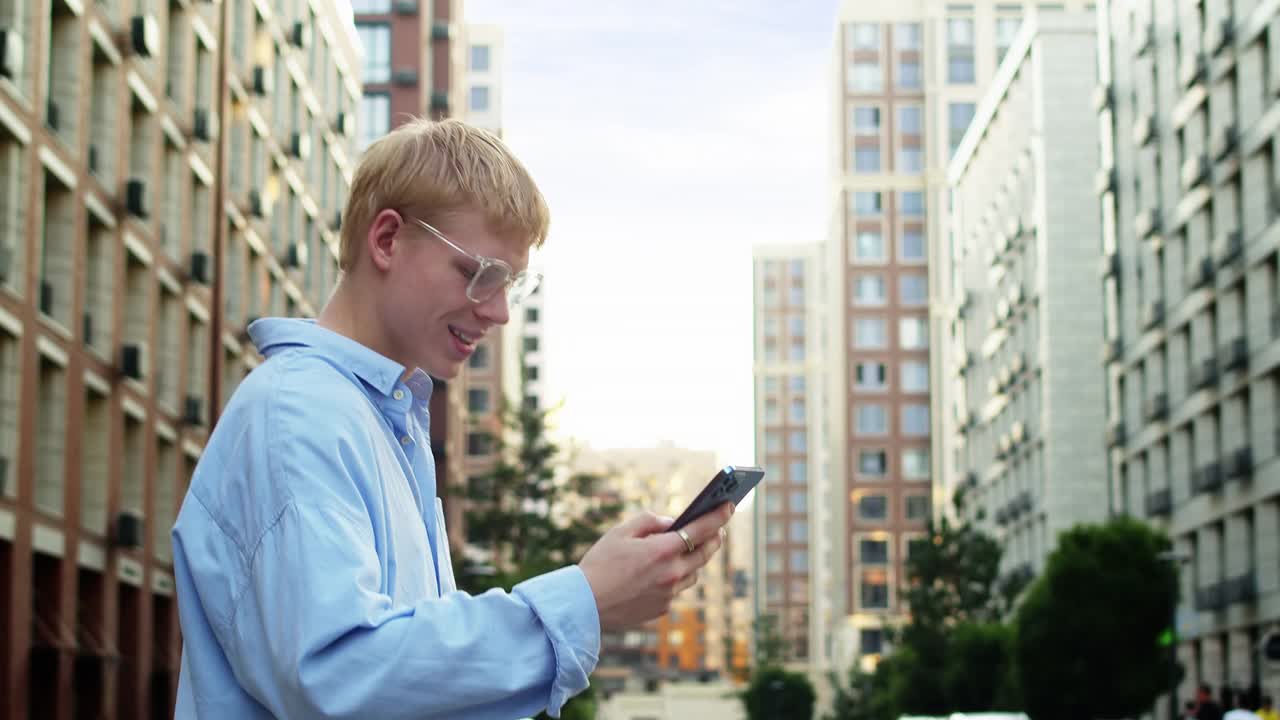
(449, 325), (479, 347)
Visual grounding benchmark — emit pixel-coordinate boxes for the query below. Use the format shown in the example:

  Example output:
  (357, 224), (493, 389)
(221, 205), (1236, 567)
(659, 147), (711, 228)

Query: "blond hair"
(340, 118), (550, 271)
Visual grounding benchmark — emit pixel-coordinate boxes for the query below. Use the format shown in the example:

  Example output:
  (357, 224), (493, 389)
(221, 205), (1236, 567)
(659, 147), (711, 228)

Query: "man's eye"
(457, 264), (477, 280)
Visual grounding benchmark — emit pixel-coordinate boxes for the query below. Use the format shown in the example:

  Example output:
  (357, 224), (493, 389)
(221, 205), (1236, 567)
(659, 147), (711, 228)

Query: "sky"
(464, 0), (839, 465)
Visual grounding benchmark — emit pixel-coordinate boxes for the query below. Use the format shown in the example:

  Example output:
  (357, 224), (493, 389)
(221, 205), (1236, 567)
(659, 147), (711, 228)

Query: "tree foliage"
(1013, 517), (1176, 720)
(741, 614), (816, 720)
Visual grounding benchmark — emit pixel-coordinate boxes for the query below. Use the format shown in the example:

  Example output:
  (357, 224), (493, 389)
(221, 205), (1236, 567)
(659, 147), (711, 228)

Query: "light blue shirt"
(172, 318), (600, 719)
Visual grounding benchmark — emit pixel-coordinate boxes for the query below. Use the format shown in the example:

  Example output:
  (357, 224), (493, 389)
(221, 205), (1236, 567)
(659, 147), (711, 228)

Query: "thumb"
(618, 511), (675, 538)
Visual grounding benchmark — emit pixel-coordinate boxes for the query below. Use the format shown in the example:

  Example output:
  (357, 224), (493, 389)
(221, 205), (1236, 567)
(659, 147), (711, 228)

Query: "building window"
(860, 628), (884, 655)
(900, 317), (928, 349)
(861, 570), (890, 609)
(858, 449), (887, 477)
(466, 432), (494, 456)
(789, 397), (805, 424)
(359, 92), (391, 150)
(766, 492), (783, 514)
(854, 318), (888, 349)
(766, 521), (784, 543)
(856, 405), (888, 435)
(997, 16), (1022, 63)
(903, 404), (929, 436)
(469, 85), (490, 112)
(859, 494), (889, 521)
(897, 60), (921, 89)
(903, 448), (930, 479)
(351, 0), (391, 11)
(35, 356), (66, 516)
(470, 44), (491, 71)
(791, 550), (809, 572)
(0, 126), (27, 295)
(854, 147), (881, 173)
(469, 342), (490, 369)
(853, 191), (882, 215)
(848, 22), (880, 50)
(853, 106), (881, 135)
(899, 106), (922, 135)
(523, 336), (539, 352)
(790, 520), (808, 542)
(854, 275), (887, 305)
(947, 18), (976, 83)
(79, 385), (108, 527)
(789, 338), (805, 362)
(900, 191), (925, 216)
(789, 461), (807, 484)
(901, 230), (926, 261)
(767, 550), (783, 573)
(766, 430), (783, 453)
(790, 491), (808, 513)
(765, 397), (780, 424)
(467, 388), (490, 413)
(856, 362), (888, 391)
(899, 146), (924, 173)
(894, 23), (921, 50)
(525, 307), (539, 323)
(850, 62), (882, 92)
(852, 231), (886, 262)
(900, 274), (927, 305)
(906, 495), (931, 521)
(902, 361), (929, 392)
(789, 431), (807, 452)
(357, 23), (391, 84)
(949, 102), (976, 156)
(860, 539), (889, 564)
(790, 375), (805, 394)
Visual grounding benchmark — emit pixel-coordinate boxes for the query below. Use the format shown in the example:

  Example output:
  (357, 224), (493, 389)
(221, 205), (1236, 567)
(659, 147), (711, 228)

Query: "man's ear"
(366, 209), (403, 273)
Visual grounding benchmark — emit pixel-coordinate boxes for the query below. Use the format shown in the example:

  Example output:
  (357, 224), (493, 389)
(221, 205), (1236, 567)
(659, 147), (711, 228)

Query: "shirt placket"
(384, 387), (441, 587)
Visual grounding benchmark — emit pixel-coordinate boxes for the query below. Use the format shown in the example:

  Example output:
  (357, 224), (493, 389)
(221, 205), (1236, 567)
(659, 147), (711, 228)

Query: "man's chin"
(420, 359), (463, 381)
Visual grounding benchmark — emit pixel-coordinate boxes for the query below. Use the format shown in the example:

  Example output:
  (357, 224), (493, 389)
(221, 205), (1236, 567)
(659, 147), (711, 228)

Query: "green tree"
(453, 398), (622, 593)
(1013, 518), (1176, 720)
(451, 397), (622, 720)
(826, 488), (1017, 719)
(741, 614), (816, 720)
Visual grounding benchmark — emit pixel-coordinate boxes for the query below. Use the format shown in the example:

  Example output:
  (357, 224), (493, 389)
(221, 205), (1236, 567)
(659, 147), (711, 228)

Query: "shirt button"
(400, 435), (412, 446)
(393, 389), (405, 400)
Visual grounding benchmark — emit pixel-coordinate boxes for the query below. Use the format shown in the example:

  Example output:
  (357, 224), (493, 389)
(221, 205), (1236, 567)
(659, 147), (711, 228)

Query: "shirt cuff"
(512, 566), (601, 716)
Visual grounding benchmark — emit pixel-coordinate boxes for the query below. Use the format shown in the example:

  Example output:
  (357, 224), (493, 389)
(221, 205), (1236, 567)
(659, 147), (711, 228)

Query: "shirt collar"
(247, 318), (433, 401)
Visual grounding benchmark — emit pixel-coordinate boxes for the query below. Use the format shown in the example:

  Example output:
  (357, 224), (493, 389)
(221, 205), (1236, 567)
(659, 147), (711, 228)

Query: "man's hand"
(578, 503), (733, 632)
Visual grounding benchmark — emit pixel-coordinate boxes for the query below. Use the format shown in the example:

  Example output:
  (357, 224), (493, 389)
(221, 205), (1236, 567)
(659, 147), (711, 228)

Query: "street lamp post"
(1159, 549), (1192, 720)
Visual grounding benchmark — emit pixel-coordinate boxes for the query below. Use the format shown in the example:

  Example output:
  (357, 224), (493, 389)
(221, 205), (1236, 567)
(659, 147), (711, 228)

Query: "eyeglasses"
(404, 215), (542, 307)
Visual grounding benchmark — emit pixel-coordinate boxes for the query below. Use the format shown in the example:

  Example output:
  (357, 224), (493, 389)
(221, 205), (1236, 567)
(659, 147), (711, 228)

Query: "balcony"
(1099, 251), (1120, 279)
(1191, 463), (1223, 495)
(1188, 357), (1218, 393)
(1180, 153), (1209, 190)
(1179, 52), (1208, 89)
(1211, 230), (1243, 266)
(1135, 208), (1161, 238)
(1143, 393), (1169, 423)
(1144, 488), (1172, 517)
(1195, 582), (1225, 612)
(1211, 123), (1238, 161)
(1101, 338), (1123, 364)
(1095, 167), (1117, 195)
(1186, 256), (1214, 290)
(1133, 113), (1157, 147)
(1220, 337), (1248, 373)
(1223, 572), (1257, 606)
(1104, 421), (1126, 448)
(1141, 300), (1165, 331)
(1223, 447), (1253, 483)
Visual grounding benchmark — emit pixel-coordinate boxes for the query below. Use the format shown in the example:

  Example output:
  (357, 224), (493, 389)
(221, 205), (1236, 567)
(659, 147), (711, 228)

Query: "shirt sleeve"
(217, 364), (600, 719)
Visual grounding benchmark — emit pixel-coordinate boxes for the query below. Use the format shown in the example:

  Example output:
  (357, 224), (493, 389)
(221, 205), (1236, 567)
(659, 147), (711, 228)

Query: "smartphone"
(669, 465), (766, 532)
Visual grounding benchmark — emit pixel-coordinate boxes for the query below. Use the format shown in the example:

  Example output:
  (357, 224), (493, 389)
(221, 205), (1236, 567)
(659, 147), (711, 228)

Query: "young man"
(171, 118), (733, 719)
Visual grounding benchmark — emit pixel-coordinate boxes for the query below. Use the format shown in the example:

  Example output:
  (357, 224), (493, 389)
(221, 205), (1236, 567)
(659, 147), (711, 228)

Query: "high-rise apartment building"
(751, 243), (830, 680)
(1097, 0), (1280, 708)
(944, 14), (1107, 579)
(0, 0), (363, 716)
(828, 0), (1097, 675)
